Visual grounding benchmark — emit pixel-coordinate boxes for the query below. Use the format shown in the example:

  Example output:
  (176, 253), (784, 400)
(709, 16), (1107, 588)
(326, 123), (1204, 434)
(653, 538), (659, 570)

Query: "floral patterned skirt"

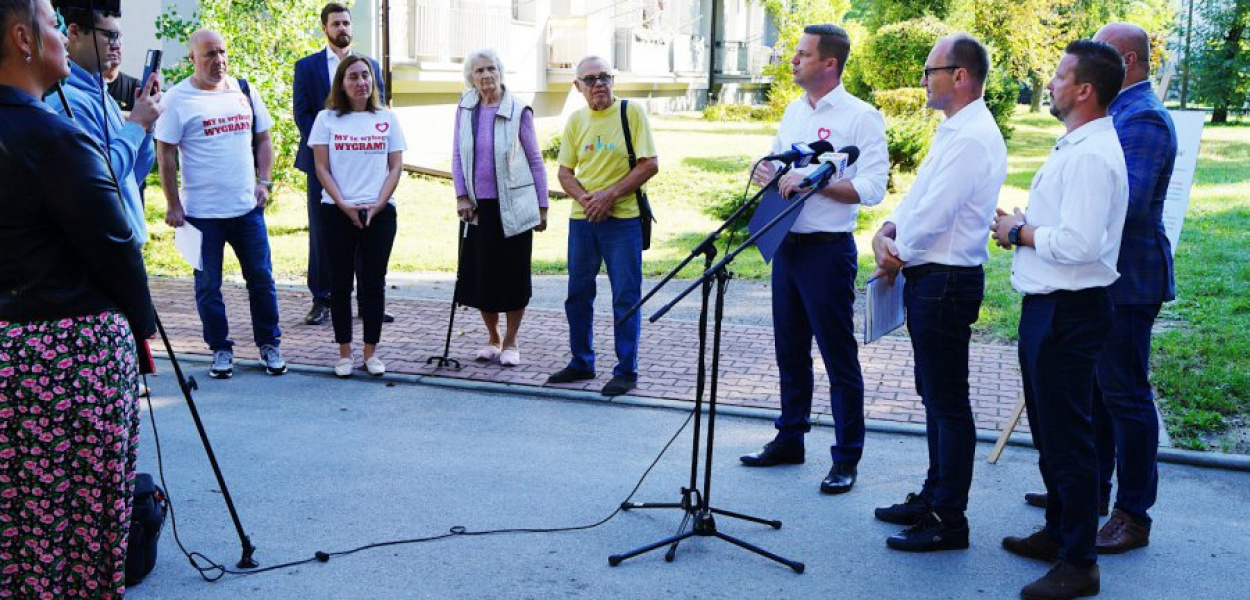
(1, 311), (140, 599)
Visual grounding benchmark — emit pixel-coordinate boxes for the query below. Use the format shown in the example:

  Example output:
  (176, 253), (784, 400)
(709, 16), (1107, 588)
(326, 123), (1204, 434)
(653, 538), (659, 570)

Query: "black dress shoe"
(887, 512), (970, 552)
(601, 376), (637, 396)
(820, 462), (857, 494)
(304, 301), (330, 325)
(382, 310), (395, 323)
(739, 440), (805, 467)
(1025, 492), (1110, 516)
(875, 492), (932, 525)
(546, 367), (595, 384)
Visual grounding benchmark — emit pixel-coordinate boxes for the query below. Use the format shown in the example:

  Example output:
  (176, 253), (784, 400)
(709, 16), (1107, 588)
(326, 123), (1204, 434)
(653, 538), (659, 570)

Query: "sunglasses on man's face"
(578, 73), (613, 87)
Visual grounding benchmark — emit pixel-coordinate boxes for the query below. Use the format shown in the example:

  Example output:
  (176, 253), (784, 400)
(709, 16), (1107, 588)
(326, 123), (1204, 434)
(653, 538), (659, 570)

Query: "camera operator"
(0, 0), (155, 597)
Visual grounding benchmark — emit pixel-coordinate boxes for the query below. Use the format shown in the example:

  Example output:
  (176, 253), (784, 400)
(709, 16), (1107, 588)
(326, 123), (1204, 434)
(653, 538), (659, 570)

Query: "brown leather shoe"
(1021, 561), (1100, 600)
(1002, 529), (1061, 563)
(1096, 509), (1150, 554)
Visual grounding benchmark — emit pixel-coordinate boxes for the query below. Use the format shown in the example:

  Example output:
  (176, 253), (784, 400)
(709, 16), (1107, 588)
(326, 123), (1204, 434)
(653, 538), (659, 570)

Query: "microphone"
(763, 140), (835, 167)
(798, 146), (861, 189)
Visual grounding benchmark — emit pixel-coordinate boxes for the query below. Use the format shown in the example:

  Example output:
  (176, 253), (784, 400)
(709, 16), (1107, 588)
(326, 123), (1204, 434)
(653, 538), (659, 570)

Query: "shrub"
(885, 114), (939, 172)
(860, 16), (954, 92)
(983, 70), (1018, 140)
(702, 103), (779, 122)
(542, 131), (561, 162)
(872, 87), (929, 118)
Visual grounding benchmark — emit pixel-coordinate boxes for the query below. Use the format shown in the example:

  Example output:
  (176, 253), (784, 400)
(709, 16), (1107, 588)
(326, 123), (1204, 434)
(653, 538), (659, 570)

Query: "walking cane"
(426, 219), (466, 370)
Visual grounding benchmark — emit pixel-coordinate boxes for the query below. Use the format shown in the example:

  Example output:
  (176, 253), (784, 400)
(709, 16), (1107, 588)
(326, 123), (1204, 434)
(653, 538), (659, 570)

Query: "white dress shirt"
(1011, 117), (1129, 294)
(326, 46), (352, 84)
(771, 85), (890, 233)
(887, 98), (1007, 267)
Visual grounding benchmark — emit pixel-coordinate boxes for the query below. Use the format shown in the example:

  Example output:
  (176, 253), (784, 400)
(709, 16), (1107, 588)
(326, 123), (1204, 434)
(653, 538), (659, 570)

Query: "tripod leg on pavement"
(709, 506), (782, 529)
(713, 531), (805, 573)
(609, 529), (697, 566)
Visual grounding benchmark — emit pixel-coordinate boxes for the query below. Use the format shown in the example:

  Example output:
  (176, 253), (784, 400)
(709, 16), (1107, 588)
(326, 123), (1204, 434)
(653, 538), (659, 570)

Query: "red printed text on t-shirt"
(202, 114), (252, 136)
(333, 132), (388, 152)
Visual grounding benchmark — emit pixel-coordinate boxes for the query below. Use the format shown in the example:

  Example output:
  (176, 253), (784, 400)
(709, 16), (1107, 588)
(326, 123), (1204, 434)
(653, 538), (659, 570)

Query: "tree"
(757, 0), (852, 113)
(1191, 0), (1250, 122)
(156, 0), (329, 191)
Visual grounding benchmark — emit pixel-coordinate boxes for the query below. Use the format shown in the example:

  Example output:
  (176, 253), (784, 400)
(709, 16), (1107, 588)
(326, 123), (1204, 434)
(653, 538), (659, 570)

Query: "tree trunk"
(1030, 72), (1044, 113)
(1213, 105), (1228, 124)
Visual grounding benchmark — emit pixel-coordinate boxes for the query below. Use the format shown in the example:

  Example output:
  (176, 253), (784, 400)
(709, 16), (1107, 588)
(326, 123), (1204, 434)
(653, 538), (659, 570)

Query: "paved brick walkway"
(149, 278), (1028, 433)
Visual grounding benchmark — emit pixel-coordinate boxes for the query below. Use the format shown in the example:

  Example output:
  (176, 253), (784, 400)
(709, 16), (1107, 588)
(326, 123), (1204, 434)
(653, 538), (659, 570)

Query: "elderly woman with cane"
(452, 47), (548, 366)
(1, 0), (156, 596)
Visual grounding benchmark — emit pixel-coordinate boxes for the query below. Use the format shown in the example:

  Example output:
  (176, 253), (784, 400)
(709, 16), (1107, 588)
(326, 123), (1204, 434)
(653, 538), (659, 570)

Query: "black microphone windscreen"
(840, 146), (861, 166)
(808, 140), (835, 155)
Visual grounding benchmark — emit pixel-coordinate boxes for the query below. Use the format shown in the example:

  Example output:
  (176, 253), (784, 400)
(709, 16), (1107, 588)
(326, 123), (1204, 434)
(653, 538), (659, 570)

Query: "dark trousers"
(771, 235), (864, 463)
(306, 173), (331, 301)
(1019, 288), (1113, 568)
(320, 203), (397, 345)
(904, 266), (983, 517)
(1094, 303), (1162, 524)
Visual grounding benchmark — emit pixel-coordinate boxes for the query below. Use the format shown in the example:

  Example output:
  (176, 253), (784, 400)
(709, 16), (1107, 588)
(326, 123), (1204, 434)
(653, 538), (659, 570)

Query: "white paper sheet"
(174, 224), (203, 271)
(864, 273), (906, 344)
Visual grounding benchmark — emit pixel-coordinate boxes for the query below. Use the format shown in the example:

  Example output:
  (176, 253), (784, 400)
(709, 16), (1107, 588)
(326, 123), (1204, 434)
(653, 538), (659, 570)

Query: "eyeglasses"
(88, 26), (123, 46)
(922, 64), (961, 78)
(578, 73), (614, 87)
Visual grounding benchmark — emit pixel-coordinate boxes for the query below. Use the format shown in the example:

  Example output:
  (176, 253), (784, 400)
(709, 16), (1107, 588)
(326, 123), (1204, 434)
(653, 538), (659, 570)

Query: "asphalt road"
(126, 361), (1250, 599)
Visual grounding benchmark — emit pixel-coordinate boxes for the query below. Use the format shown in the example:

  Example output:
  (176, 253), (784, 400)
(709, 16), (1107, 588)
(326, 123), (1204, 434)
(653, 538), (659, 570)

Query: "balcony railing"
(547, 16), (587, 69)
(404, 0), (511, 63)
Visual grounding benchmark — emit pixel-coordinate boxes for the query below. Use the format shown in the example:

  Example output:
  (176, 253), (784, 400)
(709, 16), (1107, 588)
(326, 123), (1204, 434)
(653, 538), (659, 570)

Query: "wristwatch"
(258, 178), (273, 192)
(1008, 223), (1023, 247)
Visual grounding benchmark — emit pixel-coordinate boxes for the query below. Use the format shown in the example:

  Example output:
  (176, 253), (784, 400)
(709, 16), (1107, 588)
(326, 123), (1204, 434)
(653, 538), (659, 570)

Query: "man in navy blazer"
(293, 2), (386, 325)
(1025, 23), (1177, 556)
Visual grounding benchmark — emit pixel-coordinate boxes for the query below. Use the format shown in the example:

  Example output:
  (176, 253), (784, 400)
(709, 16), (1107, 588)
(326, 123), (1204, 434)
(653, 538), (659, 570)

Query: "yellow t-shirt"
(557, 99), (656, 220)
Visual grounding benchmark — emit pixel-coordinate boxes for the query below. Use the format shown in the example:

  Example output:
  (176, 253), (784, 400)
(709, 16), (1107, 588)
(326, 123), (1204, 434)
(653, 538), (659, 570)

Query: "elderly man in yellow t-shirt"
(546, 56), (659, 397)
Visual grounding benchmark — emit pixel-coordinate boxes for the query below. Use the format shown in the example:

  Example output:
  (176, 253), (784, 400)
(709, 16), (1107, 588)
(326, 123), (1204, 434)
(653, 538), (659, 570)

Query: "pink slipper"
(499, 347), (521, 366)
(475, 345), (501, 362)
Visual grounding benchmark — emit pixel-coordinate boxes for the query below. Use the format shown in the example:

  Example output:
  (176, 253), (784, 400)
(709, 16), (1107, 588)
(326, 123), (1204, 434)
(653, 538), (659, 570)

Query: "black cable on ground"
(139, 374), (696, 579)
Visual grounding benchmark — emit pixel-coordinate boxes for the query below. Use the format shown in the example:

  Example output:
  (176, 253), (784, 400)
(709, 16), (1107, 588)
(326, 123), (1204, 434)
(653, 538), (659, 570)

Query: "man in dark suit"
(293, 2), (386, 325)
(1023, 24), (1178, 557)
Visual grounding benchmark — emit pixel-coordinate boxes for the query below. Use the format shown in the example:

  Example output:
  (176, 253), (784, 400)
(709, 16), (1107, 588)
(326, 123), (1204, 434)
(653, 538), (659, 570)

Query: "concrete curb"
(155, 352), (1250, 473)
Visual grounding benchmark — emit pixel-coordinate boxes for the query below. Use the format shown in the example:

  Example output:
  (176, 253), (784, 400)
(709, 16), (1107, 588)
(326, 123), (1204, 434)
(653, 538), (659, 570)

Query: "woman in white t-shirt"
(309, 55), (406, 378)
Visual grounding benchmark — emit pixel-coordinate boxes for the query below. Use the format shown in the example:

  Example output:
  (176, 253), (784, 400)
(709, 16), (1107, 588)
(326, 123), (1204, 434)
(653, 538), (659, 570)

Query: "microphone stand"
(154, 312), (259, 568)
(608, 162), (804, 572)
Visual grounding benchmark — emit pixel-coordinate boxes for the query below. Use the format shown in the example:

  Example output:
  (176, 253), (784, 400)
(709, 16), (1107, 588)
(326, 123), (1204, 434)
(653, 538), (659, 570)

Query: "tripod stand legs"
(609, 509), (803, 572)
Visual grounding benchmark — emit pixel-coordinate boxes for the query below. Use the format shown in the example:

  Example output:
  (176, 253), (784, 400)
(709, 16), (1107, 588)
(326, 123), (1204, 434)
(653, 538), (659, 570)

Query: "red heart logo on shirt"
(817, 127), (831, 140)
(375, 122), (390, 133)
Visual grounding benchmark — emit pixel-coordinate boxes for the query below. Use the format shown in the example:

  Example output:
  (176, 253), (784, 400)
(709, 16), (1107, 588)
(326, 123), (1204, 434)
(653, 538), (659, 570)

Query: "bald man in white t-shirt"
(155, 30), (286, 380)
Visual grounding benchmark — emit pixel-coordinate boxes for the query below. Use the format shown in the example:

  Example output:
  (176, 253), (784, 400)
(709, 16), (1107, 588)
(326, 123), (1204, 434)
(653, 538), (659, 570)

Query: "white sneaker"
(474, 345), (501, 362)
(209, 349), (234, 379)
(499, 347), (521, 366)
(365, 356), (386, 376)
(334, 357), (353, 378)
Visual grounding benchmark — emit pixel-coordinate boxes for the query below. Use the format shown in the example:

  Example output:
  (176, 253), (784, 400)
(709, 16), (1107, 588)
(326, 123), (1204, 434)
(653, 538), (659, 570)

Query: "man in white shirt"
(869, 34), (1007, 552)
(738, 24), (890, 497)
(991, 40), (1128, 600)
(293, 2), (387, 326)
(156, 29), (286, 380)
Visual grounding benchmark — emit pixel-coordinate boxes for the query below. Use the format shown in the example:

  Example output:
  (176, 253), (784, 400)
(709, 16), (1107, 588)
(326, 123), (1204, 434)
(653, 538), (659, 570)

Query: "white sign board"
(1163, 110), (1206, 254)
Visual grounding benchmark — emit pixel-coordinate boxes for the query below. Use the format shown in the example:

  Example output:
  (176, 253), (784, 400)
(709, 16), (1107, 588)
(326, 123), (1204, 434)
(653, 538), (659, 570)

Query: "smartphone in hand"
(358, 209), (369, 227)
(140, 49), (163, 95)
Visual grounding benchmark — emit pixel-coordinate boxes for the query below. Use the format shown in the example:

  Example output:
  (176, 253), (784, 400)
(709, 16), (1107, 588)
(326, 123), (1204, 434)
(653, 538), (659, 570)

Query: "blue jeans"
(1019, 288), (1113, 568)
(1094, 303), (1162, 525)
(904, 266), (984, 517)
(771, 235), (864, 463)
(186, 206), (282, 351)
(565, 217), (642, 378)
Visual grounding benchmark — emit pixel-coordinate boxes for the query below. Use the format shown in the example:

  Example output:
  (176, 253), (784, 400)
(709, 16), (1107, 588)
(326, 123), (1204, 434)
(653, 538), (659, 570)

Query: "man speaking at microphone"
(739, 24), (888, 497)
(869, 34), (1006, 551)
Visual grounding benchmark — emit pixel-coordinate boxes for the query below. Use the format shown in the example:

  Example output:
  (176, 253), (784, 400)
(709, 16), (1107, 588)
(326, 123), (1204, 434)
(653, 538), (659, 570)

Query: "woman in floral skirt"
(0, 0), (156, 597)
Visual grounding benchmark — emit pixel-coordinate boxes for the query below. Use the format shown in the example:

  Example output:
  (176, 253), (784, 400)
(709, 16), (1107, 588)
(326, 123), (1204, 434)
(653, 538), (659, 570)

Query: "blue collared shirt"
(53, 61), (155, 245)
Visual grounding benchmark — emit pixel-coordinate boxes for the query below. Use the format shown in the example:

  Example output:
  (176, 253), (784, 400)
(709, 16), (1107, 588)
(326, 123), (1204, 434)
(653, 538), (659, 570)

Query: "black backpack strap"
(238, 78), (259, 166)
(619, 100), (652, 221)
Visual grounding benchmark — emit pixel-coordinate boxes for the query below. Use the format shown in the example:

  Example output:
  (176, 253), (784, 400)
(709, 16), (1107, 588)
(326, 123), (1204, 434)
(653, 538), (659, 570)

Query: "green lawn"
(141, 107), (1248, 450)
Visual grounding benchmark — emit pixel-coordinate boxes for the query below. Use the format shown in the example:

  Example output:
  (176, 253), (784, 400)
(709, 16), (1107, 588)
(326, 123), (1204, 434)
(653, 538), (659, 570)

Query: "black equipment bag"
(619, 99), (656, 250)
(125, 473), (168, 586)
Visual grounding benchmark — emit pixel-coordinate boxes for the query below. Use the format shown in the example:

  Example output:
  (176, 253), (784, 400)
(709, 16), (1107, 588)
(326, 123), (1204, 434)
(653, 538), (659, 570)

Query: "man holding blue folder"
(737, 24), (889, 497)
(869, 34), (1006, 551)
